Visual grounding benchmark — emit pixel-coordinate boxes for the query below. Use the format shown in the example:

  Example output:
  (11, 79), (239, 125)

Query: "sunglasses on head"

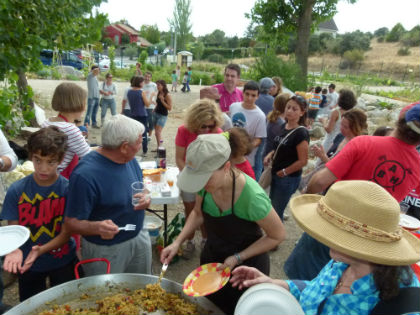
(200, 123), (216, 130)
(291, 95), (307, 107)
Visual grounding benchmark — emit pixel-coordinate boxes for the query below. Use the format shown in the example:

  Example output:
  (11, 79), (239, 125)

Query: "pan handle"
(74, 258), (111, 279)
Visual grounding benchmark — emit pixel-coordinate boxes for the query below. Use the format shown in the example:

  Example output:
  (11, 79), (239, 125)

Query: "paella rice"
(38, 283), (199, 315)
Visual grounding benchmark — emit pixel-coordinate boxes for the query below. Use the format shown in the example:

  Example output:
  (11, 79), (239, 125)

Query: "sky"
(97, 0), (420, 37)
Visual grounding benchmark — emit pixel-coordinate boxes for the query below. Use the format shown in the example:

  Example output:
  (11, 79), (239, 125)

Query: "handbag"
(258, 126), (305, 189)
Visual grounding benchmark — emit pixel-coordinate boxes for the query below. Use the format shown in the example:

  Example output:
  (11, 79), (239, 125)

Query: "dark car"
(40, 49), (86, 70)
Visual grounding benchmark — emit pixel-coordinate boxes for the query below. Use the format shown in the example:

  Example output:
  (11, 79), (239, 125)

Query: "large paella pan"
(4, 273), (224, 315)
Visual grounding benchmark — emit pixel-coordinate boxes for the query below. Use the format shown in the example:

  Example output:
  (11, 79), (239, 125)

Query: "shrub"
(207, 54), (225, 64)
(51, 68), (61, 80)
(65, 74), (79, 81)
(342, 49), (364, 69)
(36, 68), (50, 79)
(397, 46), (411, 56)
(191, 71), (212, 85)
(138, 50), (148, 65)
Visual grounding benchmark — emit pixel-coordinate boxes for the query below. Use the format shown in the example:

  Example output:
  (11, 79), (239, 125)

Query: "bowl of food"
(143, 215), (163, 244)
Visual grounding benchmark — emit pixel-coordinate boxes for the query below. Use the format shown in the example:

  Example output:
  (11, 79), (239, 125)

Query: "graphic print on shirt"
(232, 112), (246, 128)
(18, 192), (69, 257)
(371, 155), (412, 191)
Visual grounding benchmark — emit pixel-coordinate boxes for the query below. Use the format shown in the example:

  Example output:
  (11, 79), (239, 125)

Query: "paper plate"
(399, 214), (420, 231)
(234, 283), (304, 315)
(0, 225), (30, 256)
(183, 262), (230, 296)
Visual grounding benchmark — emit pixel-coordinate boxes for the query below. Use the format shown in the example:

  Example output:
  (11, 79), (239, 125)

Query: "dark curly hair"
(338, 89), (357, 110)
(28, 126), (68, 161)
(395, 117), (420, 145)
(373, 265), (413, 300)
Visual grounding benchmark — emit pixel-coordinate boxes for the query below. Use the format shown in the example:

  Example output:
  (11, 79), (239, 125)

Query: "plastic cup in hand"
(400, 202), (410, 214)
(132, 181), (146, 206)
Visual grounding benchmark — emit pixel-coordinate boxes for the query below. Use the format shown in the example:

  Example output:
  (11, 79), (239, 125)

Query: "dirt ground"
(2, 79), (303, 308)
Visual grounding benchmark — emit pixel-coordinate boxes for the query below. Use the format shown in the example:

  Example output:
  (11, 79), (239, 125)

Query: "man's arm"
(306, 167), (337, 194)
(0, 130), (18, 171)
(64, 217), (119, 240)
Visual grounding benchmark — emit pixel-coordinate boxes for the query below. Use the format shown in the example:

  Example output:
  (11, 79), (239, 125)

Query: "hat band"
(407, 121), (420, 134)
(317, 199), (402, 243)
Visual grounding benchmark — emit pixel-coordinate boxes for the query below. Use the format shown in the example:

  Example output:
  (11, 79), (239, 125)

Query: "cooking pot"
(4, 273), (224, 315)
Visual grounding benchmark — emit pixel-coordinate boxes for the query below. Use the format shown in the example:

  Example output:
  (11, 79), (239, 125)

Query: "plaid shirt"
(286, 260), (420, 315)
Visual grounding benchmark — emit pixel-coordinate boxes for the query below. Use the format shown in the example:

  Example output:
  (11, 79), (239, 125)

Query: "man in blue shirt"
(64, 114), (152, 276)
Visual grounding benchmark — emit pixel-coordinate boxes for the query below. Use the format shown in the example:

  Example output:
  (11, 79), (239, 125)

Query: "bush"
(65, 74), (79, 81)
(190, 71), (212, 85)
(246, 50), (305, 92)
(51, 68), (61, 80)
(207, 54), (225, 64)
(138, 50), (148, 65)
(341, 49), (364, 69)
(36, 68), (51, 79)
(377, 36), (385, 43)
(386, 23), (406, 42)
(397, 46), (411, 56)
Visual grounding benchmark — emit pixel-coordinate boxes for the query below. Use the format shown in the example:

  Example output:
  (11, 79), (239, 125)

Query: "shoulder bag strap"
(272, 126), (305, 161)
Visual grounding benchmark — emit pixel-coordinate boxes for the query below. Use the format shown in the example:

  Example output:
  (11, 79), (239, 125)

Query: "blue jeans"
(284, 232), (331, 280)
(132, 115), (148, 154)
(269, 174), (301, 220)
(253, 138), (266, 182)
(100, 98), (117, 124)
(146, 108), (154, 132)
(84, 97), (99, 126)
(123, 109), (131, 117)
(186, 80), (191, 92)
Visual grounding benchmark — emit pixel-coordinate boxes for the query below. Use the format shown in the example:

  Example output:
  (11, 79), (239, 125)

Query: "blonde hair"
(267, 93), (290, 123)
(51, 82), (87, 113)
(184, 99), (224, 133)
(272, 76), (283, 95)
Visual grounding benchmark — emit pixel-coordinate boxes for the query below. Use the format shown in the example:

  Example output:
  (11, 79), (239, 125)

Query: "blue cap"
(405, 104), (420, 134)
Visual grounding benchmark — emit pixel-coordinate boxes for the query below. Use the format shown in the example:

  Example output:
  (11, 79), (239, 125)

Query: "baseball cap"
(177, 133), (231, 193)
(405, 103), (420, 134)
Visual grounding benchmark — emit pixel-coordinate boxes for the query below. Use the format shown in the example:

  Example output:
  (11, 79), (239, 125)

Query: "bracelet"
(234, 253), (242, 265)
(282, 168), (287, 177)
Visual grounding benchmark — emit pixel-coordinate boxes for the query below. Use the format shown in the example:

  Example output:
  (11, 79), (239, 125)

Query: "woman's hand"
(263, 153), (273, 166)
(20, 245), (42, 273)
(230, 266), (273, 290)
(3, 249), (23, 274)
(160, 242), (180, 265)
(311, 144), (325, 158)
(219, 255), (239, 271)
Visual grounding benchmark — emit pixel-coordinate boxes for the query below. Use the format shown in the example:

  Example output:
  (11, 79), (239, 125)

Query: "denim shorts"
(153, 112), (168, 127)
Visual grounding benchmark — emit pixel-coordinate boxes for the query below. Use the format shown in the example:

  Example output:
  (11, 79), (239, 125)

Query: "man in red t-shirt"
(307, 104), (420, 202)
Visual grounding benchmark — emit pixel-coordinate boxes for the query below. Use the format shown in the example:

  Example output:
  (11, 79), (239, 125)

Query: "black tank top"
(155, 94), (168, 116)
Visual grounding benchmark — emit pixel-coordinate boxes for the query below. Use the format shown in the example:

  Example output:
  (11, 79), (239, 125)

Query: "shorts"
(308, 109), (319, 119)
(180, 190), (196, 203)
(153, 112), (168, 127)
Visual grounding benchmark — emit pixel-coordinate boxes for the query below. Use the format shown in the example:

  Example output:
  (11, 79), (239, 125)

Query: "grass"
(364, 88), (420, 103)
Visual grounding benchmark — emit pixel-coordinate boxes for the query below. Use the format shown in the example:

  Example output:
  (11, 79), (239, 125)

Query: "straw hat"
(290, 180), (420, 265)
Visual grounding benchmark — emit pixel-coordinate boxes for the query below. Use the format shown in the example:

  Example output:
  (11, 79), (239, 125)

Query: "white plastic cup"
(131, 181), (145, 206)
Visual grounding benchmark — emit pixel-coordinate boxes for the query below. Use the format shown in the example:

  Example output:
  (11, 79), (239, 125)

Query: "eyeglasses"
(200, 123), (216, 130)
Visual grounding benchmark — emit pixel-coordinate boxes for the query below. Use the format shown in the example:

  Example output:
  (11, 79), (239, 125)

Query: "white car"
(99, 59), (129, 72)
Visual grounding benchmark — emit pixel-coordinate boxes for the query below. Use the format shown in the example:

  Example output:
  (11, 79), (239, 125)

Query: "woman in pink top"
(175, 99), (224, 258)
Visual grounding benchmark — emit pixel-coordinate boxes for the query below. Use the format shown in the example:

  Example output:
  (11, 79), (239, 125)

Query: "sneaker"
(92, 125), (100, 129)
(142, 153), (147, 158)
(182, 240), (195, 259)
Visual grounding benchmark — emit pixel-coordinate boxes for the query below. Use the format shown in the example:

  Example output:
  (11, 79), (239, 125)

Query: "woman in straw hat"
(231, 180), (420, 315)
(162, 133), (286, 314)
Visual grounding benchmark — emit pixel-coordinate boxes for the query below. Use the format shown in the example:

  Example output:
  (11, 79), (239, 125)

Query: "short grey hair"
(101, 114), (145, 149)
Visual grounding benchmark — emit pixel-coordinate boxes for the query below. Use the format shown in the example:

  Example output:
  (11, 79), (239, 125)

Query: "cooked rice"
(38, 284), (199, 315)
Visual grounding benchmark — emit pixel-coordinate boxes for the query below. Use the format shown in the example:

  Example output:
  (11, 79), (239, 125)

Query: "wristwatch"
(0, 157), (4, 170)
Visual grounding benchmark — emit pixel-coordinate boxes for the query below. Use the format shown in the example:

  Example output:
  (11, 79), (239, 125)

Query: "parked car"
(99, 59), (129, 72)
(40, 50), (86, 70)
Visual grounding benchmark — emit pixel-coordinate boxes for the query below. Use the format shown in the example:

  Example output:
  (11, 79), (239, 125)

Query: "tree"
(0, 0), (107, 103)
(248, 0), (356, 86)
(386, 23), (406, 42)
(140, 25), (161, 44)
(374, 27), (389, 37)
(168, 0), (192, 51)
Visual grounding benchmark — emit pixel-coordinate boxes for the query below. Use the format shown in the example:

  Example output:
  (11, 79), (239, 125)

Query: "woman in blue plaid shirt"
(231, 180), (420, 315)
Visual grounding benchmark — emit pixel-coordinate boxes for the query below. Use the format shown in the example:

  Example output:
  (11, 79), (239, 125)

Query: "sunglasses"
(200, 123), (216, 130)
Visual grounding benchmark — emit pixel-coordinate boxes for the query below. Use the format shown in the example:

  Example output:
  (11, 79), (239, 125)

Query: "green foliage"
(397, 46), (411, 56)
(140, 25), (161, 44)
(245, 50), (306, 91)
(401, 26), (420, 47)
(386, 23), (405, 42)
(65, 74), (80, 81)
(121, 33), (130, 45)
(336, 31), (371, 55)
(377, 100), (394, 110)
(125, 46), (138, 60)
(202, 29), (226, 46)
(139, 50), (149, 65)
(108, 46), (116, 74)
(341, 49), (364, 69)
(189, 41), (205, 60)
(36, 68), (51, 79)
(373, 27), (389, 37)
(168, 0), (192, 51)
(367, 89), (420, 103)
(0, 76), (35, 136)
(51, 68), (62, 80)
(202, 47), (263, 60)
(207, 54), (226, 64)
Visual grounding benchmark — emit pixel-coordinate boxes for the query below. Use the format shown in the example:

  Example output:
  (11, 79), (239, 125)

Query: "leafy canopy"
(0, 0), (107, 78)
(168, 0), (192, 51)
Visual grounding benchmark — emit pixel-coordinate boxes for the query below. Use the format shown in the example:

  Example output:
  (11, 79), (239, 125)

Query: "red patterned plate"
(183, 262), (231, 297)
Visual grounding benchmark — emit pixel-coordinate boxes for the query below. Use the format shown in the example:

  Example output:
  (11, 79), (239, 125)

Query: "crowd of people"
(0, 61), (419, 315)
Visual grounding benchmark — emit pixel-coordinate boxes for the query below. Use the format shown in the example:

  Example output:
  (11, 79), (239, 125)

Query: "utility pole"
(173, 29), (177, 64)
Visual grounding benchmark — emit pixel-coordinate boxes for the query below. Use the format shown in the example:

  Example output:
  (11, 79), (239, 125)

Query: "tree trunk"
(295, 0), (315, 88)
(17, 69), (34, 108)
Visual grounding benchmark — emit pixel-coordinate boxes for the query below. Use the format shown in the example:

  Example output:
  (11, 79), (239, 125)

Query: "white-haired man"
(64, 114), (152, 276)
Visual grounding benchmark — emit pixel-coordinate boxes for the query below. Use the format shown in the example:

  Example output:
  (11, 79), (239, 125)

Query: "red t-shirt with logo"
(326, 135), (420, 202)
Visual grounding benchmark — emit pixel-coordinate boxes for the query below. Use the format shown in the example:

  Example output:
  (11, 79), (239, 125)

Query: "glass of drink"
(166, 169), (176, 187)
(131, 181), (148, 206)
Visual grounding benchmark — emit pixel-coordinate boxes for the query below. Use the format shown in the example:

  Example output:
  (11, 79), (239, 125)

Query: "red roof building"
(105, 23), (152, 47)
